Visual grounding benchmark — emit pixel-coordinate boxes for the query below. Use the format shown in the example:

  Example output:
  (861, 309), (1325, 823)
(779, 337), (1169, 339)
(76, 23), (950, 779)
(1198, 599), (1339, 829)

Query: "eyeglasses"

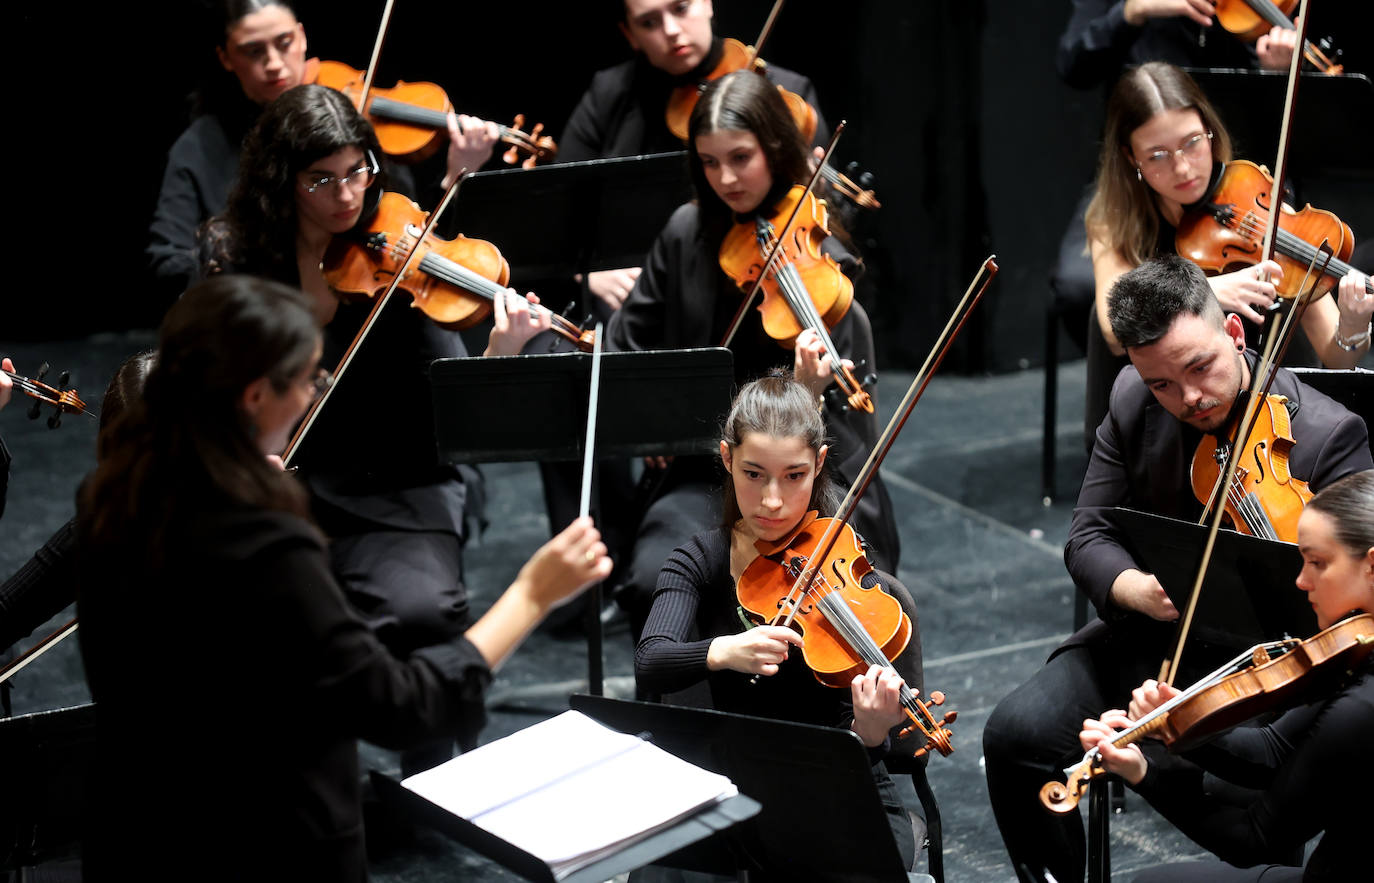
(299, 151), (379, 195)
(306, 368), (333, 401)
(1139, 132), (1212, 171)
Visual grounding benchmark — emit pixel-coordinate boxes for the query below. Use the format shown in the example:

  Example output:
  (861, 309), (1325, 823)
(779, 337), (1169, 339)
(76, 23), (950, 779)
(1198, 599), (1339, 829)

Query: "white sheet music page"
(401, 710), (737, 878)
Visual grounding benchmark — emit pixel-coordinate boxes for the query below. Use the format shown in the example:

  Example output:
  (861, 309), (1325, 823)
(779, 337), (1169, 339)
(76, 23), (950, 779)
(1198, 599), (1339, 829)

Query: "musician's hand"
(484, 290), (552, 356)
(1123, 0), (1213, 27)
(1078, 713), (1147, 784)
(850, 664), (908, 747)
(707, 625), (804, 676)
(1108, 570), (1179, 621)
(642, 454), (673, 470)
(0, 358), (13, 410)
(442, 113), (501, 188)
(1210, 261), (1282, 325)
(1256, 26), (1297, 72)
(584, 267), (641, 311)
(794, 328), (851, 398)
(1336, 269), (1373, 337)
(265, 454), (286, 471)
(1128, 678), (1182, 723)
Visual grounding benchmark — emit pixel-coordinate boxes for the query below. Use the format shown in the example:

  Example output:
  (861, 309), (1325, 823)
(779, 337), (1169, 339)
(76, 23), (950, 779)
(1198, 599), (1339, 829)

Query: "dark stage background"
(11, 1), (1370, 373)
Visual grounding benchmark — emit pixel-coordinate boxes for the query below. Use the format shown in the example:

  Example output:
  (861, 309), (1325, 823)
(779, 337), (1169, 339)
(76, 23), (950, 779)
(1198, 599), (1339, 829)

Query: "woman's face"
(721, 432), (826, 543)
(1126, 107), (1213, 212)
(293, 146), (371, 240)
(696, 129), (773, 215)
(1296, 508), (1374, 630)
(244, 339), (323, 456)
(217, 4), (308, 106)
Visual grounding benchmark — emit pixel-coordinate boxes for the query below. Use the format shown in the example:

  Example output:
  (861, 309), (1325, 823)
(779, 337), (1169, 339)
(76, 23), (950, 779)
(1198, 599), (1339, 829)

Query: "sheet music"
(402, 710), (737, 877)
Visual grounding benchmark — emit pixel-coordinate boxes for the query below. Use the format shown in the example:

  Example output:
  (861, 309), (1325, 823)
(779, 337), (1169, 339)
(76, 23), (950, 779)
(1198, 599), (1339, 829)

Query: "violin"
(666, 37), (817, 144)
(1214, 0), (1343, 74)
(737, 511), (956, 757)
(718, 184), (873, 413)
(1041, 612), (1374, 813)
(1176, 160), (1363, 303)
(320, 191), (595, 350)
(306, 58), (557, 168)
(1190, 392), (1313, 542)
(3, 363), (94, 428)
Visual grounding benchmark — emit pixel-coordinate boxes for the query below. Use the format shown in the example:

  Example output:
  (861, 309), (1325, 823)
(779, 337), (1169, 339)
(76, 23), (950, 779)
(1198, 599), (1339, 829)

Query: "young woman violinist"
(635, 372), (918, 871)
(148, 0), (498, 301)
(605, 69), (898, 636)
(76, 275), (610, 879)
(1079, 469), (1373, 882)
(202, 82), (550, 769)
(1082, 62), (1372, 436)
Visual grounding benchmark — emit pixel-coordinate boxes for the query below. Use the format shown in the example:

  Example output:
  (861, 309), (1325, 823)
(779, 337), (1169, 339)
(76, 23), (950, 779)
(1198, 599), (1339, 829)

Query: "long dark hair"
(202, 84), (383, 282)
(1084, 62), (1233, 265)
(1307, 471), (1374, 560)
(719, 371), (838, 528)
(687, 70), (810, 237)
(83, 276), (319, 560)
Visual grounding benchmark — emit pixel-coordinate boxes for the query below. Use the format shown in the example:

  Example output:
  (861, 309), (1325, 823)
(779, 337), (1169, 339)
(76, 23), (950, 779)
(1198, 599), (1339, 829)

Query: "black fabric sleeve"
(635, 538), (718, 695)
(606, 206), (688, 353)
(1056, 0), (1141, 89)
(0, 518), (78, 654)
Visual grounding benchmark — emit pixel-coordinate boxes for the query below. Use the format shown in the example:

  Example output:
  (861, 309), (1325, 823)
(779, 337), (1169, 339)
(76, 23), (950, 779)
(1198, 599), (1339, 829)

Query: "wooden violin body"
(308, 58), (557, 167)
(1190, 392), (1314, 542)
(1213, 0), (1342, 73)
(665, 38), (817, 143)
(1176, 160), (1358, 303)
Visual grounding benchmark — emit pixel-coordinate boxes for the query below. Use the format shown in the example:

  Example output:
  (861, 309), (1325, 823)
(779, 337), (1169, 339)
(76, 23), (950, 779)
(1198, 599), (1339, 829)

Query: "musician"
(148, 0), (499, 302)
(1076, 62), (1371, 451)
(202, 83), (550, 769)
(1080, 469), (1372, 882)
(1057, 0), (1296, 90)
(982, 254), (1371, 883)
(605, 70), (897, 638)
(76, 275), (610, 879)
(559, 0), (830, 312)
(636, 371), (918, 871)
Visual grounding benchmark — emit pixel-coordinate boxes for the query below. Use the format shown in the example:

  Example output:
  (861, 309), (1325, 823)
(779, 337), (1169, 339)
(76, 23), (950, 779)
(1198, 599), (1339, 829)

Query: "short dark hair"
(1106, 254), (1224, 349)
(1307, 470), (1374, 560)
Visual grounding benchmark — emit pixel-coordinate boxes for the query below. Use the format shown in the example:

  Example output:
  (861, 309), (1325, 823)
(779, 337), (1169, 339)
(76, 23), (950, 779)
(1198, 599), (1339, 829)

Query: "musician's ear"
(1222, 313), (1247, 351)
(719, 440), (732, 472)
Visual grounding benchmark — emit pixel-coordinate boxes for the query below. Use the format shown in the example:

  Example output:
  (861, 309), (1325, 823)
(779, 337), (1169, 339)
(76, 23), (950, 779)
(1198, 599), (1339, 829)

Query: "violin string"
(757, 223), (852, 384)
(1229, 212), (1356, 279)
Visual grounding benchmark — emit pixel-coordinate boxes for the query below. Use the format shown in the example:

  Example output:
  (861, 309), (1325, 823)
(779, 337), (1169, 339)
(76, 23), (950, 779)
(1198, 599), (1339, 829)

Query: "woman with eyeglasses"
(202, 82), (551, 772)
(76, 275), (610, 879)
(1086, 62), (1371, 370)
(148, 0), (499, 303)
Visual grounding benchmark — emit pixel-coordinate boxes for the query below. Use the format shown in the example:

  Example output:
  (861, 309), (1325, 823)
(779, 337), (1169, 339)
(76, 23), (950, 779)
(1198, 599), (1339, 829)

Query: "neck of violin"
(367, 94), (449, 131)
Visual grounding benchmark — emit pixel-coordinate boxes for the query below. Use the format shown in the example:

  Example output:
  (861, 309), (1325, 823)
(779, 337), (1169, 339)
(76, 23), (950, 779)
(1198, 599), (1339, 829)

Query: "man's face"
(620, 0), (715, 76)
(1127, 313), (1250, 433)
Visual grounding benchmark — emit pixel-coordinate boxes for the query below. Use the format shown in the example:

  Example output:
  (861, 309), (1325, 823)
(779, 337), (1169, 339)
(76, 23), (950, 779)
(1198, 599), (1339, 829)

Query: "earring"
(1136, 167), (1143, 181)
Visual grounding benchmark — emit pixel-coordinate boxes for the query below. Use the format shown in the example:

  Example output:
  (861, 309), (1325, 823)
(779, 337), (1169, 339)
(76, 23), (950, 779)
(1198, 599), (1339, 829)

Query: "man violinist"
(982, 255), (1372, 883)
(559, 0), (831, 311)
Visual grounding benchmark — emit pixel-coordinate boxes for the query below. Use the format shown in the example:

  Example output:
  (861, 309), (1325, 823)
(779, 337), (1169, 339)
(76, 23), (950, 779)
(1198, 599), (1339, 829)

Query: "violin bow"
(745, 0), (787, 67)
(719, 121), (846, 350)
(1162, 1), (1319, 685)
(579, 324), (605, 520)
(356, 0), (398, 116)
(282, 173), (466, 468)
(0, 618), (79, 686)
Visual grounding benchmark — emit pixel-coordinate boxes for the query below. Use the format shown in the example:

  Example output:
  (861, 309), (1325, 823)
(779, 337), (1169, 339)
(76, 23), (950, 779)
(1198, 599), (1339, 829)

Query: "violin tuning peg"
(28, 398), (42, 421)
(928, 690), (945, 705)
(844, 160), (859, 175)
(58, 370), (70, 388)
(943, 710), (958, 725)
(47, 410), (62, 430)
(858, 171), (875, 187)
(36, 361), (50, 381)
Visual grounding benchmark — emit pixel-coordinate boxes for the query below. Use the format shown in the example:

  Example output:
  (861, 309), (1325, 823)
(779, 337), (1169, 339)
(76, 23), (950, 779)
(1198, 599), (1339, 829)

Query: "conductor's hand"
(794, 328), (851, 399)
(850, 664), (908, 747)
(442, 113), (500, 189)
(1123, 0), (1214, 27)
(1108, 570), (1179, 621)
(708, 625), (804, 676)
(1128, 678), (1181, 723)
(484, 289), (552, 356)
(513, 516), (612, 612)
(1079, 711), (1147, 785)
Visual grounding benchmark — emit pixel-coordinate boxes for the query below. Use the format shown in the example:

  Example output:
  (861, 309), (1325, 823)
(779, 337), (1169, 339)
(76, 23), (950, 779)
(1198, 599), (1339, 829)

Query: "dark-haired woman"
(636, 373), (919, 872)
(202, 83), (549, 769)
(77, 275), (609, 880)
(1078, 470), (1373, 882)
(605, 70), (898, 637)
(148, 0), (498, 302)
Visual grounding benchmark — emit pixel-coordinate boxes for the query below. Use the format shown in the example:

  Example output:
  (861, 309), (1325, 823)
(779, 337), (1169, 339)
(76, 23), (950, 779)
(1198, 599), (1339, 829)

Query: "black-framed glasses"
(1140, 132), (1212, 170)
(299, 150), (379, 195)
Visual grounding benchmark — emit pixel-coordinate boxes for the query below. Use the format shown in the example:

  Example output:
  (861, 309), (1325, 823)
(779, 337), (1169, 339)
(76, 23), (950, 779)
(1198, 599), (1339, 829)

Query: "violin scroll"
(4, 362), (92, 429)
(500, 114), (557, 169)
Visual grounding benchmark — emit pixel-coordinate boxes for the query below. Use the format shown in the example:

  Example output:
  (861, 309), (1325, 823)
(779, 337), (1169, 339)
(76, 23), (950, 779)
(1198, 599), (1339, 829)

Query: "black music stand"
(0, 703), (96, 872)
(1185, 69), (1374, 232)
(371, 767), (758, 883)
(570, 694), (914, 882)
(429, 348), (734, 696)
(444, 152), (692, 308)
(1112, 508), (1314, 680)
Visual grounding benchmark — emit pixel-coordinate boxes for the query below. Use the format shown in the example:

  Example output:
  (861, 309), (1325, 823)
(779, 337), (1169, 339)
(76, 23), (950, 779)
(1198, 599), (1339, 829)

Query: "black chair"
(0, 703), (95, 879)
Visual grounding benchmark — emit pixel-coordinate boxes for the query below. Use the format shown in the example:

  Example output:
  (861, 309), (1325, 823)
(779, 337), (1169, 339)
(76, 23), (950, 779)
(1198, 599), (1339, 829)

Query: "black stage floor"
(1, 331), (1215, 881)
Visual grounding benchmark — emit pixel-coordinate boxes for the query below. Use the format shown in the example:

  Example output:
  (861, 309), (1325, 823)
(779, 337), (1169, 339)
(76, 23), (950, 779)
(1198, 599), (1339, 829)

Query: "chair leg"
(911, 768), (943, 883)
(1042, 305), (1060, 502)
(1087, 776), (1112, 883)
